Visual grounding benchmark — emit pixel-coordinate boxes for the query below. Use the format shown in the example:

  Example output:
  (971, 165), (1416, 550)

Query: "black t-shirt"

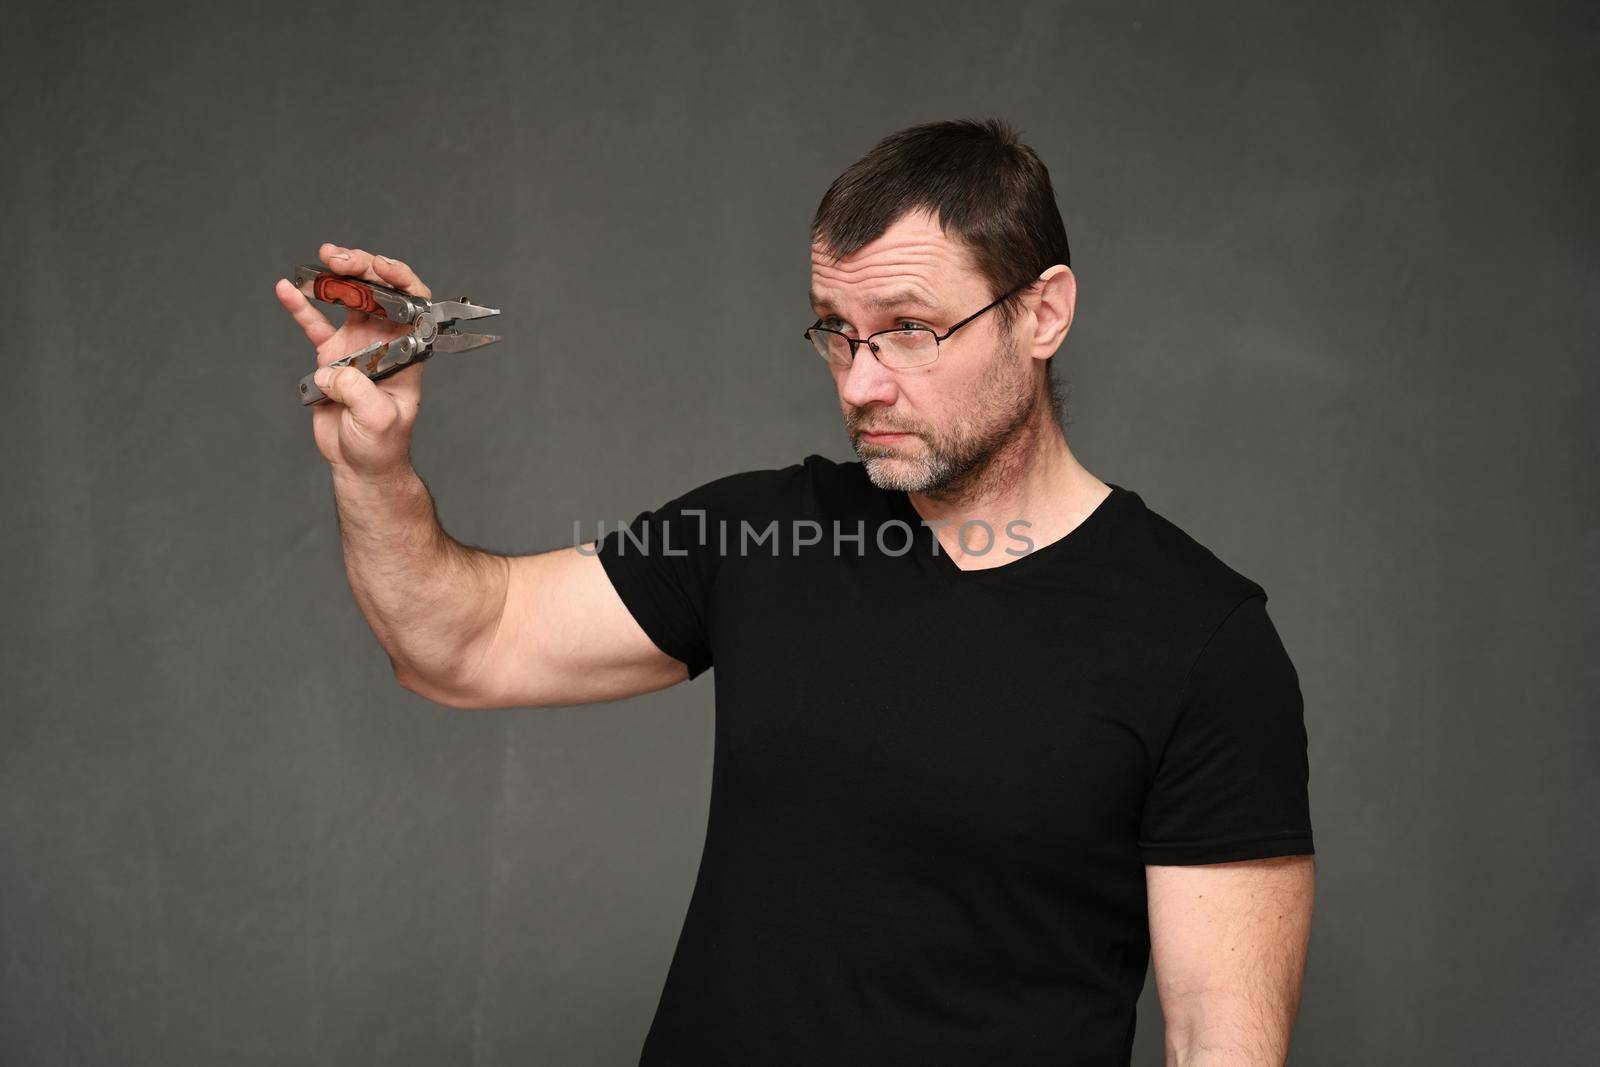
(595, 453), (1313, 1066)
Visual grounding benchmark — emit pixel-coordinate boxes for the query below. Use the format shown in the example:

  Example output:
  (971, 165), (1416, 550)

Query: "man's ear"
(1028, 265), (1076, 359)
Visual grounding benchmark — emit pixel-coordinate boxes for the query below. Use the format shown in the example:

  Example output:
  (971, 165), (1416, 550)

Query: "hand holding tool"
(293, 264), (501, 405)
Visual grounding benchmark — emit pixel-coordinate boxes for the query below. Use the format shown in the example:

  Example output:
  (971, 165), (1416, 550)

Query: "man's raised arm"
(420, 540), (692, 709)
(276, 243), (689, 711)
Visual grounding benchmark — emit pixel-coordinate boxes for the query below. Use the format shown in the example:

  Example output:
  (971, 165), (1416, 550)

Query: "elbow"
(391, 658), (487, 710)
(1164, 1011), (1290, 1067)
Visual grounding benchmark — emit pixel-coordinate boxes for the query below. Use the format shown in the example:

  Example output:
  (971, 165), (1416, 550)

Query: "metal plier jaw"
(294, 263), (502, 405)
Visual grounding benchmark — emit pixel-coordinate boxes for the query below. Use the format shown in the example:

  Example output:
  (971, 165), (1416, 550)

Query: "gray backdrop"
(3, 0), (1595, 1063)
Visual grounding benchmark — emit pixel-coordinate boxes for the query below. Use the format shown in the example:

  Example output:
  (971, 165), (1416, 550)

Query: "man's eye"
(817, 317), (926, 332)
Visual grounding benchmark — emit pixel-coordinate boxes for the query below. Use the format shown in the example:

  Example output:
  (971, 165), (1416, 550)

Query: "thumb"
(315, 365), (398, 433)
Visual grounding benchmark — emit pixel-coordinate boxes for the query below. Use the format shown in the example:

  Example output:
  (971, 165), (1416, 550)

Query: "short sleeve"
(1138, 593), (1315, 865)
(593, 480), (725, 681)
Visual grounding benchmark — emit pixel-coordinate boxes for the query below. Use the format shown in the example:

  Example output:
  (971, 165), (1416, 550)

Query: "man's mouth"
(860, 429), (914, 443)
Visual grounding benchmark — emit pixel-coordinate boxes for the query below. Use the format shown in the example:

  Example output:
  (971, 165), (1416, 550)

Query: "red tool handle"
(312, 274), (388, 318)
(292, 264), (423, 325)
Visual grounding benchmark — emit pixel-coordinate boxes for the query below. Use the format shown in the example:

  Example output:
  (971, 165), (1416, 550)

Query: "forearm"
(328, 463), (508, 695)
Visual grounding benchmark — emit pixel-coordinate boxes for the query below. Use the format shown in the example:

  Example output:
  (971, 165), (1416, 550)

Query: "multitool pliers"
(293, 263), (501, 405)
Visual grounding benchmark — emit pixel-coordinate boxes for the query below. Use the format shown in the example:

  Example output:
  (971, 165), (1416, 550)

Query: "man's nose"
(838, 341), (898, 407)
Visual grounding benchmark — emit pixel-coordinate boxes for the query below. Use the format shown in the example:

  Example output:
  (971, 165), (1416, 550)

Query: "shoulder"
(661, 452), (866, 521)
(1104, 485), (1269, 620)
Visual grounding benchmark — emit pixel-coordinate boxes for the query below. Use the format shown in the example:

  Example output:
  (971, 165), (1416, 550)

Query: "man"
(275, 117), (1316, 1066)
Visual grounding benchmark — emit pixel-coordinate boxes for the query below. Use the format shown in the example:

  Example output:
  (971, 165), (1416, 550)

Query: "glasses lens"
(874, 328), (938, 368)
(808, 328), (853, 367)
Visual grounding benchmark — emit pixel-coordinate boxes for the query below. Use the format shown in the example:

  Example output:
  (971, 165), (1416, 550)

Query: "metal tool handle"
(292, 263), (429, 324)
(298, 335), (430, 405)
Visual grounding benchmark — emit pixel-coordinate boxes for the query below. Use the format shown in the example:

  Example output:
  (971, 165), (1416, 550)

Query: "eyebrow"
(809, 288), (945, 317)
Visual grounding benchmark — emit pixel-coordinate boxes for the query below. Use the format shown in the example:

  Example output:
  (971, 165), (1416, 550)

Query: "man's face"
(809, 208), (1039, 495)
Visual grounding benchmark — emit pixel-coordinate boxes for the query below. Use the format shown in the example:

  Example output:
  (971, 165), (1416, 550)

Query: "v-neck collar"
(885, 482), (1128, 582)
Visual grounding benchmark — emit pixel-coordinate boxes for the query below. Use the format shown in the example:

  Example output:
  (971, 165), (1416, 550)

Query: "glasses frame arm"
(802, 279), (1034, 357)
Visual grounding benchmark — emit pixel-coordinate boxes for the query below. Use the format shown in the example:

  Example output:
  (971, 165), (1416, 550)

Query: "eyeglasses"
(803, 282), (1030, 370)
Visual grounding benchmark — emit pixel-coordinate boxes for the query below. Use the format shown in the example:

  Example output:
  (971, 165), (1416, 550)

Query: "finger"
(370, 254), (432, 300)
(333, 246), (381, 284)
(329, 247), (402, 307)
(320, 241), (358, 273)
(274, 276), (337, 347)
(313, 365), (398, 434)
(377, 359), (426, 413)
(322, 244), (432, 300)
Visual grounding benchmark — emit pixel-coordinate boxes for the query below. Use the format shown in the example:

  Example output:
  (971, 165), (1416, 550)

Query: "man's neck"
(906, 410), (1109, 571)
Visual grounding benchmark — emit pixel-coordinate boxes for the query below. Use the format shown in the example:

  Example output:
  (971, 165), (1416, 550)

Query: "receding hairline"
(808, 217), (975, 318)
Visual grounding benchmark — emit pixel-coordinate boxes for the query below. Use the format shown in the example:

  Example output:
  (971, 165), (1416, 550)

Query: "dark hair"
(810, 118), (1072, 337)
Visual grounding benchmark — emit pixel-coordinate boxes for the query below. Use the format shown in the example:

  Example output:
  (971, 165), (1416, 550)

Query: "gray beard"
(851, 339), (1040, 498)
